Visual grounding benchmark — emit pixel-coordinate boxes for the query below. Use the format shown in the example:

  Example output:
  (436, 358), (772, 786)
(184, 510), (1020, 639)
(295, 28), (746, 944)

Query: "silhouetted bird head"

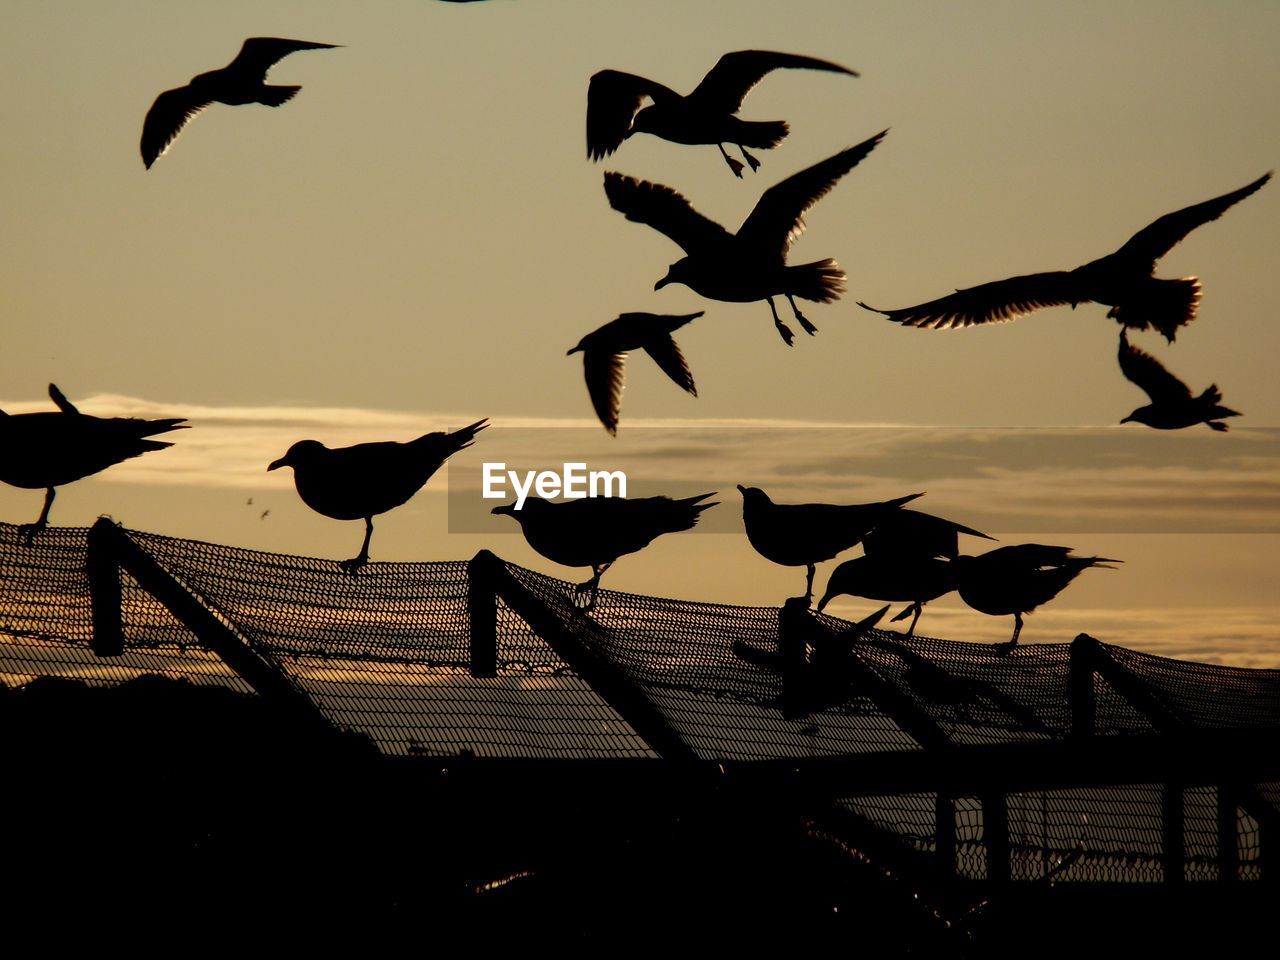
(268, 440), (326, 472)
(817, 562), (867, 613)
(655, 258), (693, 291)
(491, 502), (518, 517)
(736, 484), (773, 510)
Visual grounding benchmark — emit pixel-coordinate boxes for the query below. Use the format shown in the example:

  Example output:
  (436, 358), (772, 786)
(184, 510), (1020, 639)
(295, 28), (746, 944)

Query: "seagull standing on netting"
(140, 37), (340, 169)
(604, 130), (887, 346)
(1118, 330), (1240, 431)
(587, 50), (859, 178)
(860, 172), (1271, 342)
(949, 544), (1119, 654)
(268, 419), (487, 574)
(567, 311), (702, 434)
(0, 384), (187, 543)
(737, 485), (922, 603)
(817, 508), (994, 634)
(491, 493), (717, 611)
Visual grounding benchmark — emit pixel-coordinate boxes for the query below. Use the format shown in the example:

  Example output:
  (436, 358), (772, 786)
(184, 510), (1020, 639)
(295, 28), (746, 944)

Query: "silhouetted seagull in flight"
(587, 50), (858, 178)
(268, 419), (486, 574)
(1118, 330), (1240, 432)
(141, 37), (339, 169)
(492, 493), (717, 610)
(0, 384), (186, 542)
(949, 544), (1119, 654)
(817, 555), (955, 637)
(737, 485), (922, 602)
(861, 172), (1271, 342)
(568, 311), (702, 434)
(604, 130), (887, 346)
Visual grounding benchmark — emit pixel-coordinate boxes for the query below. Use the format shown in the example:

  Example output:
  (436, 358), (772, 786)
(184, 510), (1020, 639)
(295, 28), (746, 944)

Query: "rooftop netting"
(3, 520), (1278, 883)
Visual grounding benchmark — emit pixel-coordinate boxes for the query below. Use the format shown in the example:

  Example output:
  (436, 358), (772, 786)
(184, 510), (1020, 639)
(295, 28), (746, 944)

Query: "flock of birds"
(2, 30), (1272, 654)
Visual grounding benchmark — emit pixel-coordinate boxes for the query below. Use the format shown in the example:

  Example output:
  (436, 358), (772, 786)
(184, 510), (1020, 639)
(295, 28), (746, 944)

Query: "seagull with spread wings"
(567, 311), (702, 434)
(588, 50), (858, 177)
(0, 385), (187, 542)
(268, 420), (487, 574)
(605, 130), (887, 346)
(861, 172), (1271, 342)
(1118, 331), (1240, 431)
(141, 37), (339, 169)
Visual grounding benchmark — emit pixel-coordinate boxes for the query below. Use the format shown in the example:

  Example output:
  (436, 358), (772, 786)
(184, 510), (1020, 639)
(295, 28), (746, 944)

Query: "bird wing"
(688, 50), (858, 114)
(587, 70), (680, 160)
(48, 384), (80, 415)
(140, 85), (214, 168)
(228, 37), (339, 78)
(737, 130), (886, 254)
(1112, 172), (1271, 264)
(858, 270), (1083, 329)
(642, 335), (697, 397)
(1118, 331), (1191, 403)
(583, 349), (626, 435)
(603, 173), (732, 254)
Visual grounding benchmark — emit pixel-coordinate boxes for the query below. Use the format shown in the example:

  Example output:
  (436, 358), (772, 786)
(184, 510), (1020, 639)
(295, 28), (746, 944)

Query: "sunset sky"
(2, 0), (1278, 664)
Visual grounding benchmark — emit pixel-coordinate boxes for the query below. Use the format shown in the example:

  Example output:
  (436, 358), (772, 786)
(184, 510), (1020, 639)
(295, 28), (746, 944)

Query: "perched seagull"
(0, 384), (187, 542)
(492, 493), (717, 610)
(1118, 330), (1240, 432)
(861, 172), (1271, 342)
(567, 311), (702, 434)
(737, 485), (922, 602)
(861, 507), (994, 562)
(268, 420), (487, 573)
(141, 37), (339, 169)
(587, 50), (858, 178)
(949, 544), (1119, 653)
(604, 130), (888, 346)
(817, 555), (957, 637)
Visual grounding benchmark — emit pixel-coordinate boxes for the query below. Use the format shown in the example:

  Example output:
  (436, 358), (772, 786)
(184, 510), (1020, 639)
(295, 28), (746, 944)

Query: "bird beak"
(736, 484), (747, 496)
(816, 592), (834, 613)
(491, 503), (515, 516)
(1119, 416), (1133, 424)
(267, 457), (287, 471)
(655, 268), (675, 290)
(566, 345), (581, 356)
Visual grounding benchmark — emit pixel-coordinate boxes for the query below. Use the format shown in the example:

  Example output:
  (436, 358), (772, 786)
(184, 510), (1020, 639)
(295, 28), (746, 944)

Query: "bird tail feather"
(786, 259), (847, 303)
(735, 119), (789, 149)
(1107, 278), (1200, 342)
(261, 85), (301, 107)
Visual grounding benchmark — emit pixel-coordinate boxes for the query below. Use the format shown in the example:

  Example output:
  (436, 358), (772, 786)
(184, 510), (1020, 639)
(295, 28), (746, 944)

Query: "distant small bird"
(141, 37), (339, 169)
(949, 544), (1119, 653)
(567, 311), (702, 434)
(817, 555), (956, 636)
(860, 172), (1271, 342)
(587, 50), (858, 178)
(0, 384), (187, 542)
(1118, 330), (1240, 431)
(861, 507), (994, 562)
(605, 131), (887, 346)
(738, 485), (922, 602)
(492, 493), (717, 609)
(268, 419), (487, 573)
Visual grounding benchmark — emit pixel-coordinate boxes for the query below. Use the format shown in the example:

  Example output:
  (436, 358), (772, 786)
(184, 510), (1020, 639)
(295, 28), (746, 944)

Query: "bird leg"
(717, 143), (745, 178)
(736, 144), (761, 172)
(18, 488), (56, 545)
(786, 294), (818, 335)
(340, 517), (374, 575)
(891, 602), (923, 636)
(804, 563), (816, 603)
(767, 297), (796, 346)
(994, 612), (1023, 656)
(574, 562), (611, 612)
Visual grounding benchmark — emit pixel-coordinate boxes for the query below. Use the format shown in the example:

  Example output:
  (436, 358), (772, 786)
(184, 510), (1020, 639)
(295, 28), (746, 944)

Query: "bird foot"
(775, 320), (796, 346)
(572, 580), (600, 612)
(339, 554), (369, 576)
(725, 156), (745, 178)
(795, 311), (818, 336)
(17, 521), (46, 546)
(993, 640), (1018, 657)
(742, 150), (761, 172)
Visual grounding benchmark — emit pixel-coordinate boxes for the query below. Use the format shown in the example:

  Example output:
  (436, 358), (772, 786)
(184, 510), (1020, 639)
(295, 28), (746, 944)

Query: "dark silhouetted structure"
(268, 419), (486, 573)
(861, 172), (1271, 341)
(738, 484), (921, 601)
(587, 50), (858, 177)
(951, 544), (1119, 653)
(492, 493), (716, 609)
(568, 311), (702, 434)
(604, 131), (887, 345)
(0, 384), (186, 541)
(1118, 330), (1240, 431)
(141, 37), (339, 168)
